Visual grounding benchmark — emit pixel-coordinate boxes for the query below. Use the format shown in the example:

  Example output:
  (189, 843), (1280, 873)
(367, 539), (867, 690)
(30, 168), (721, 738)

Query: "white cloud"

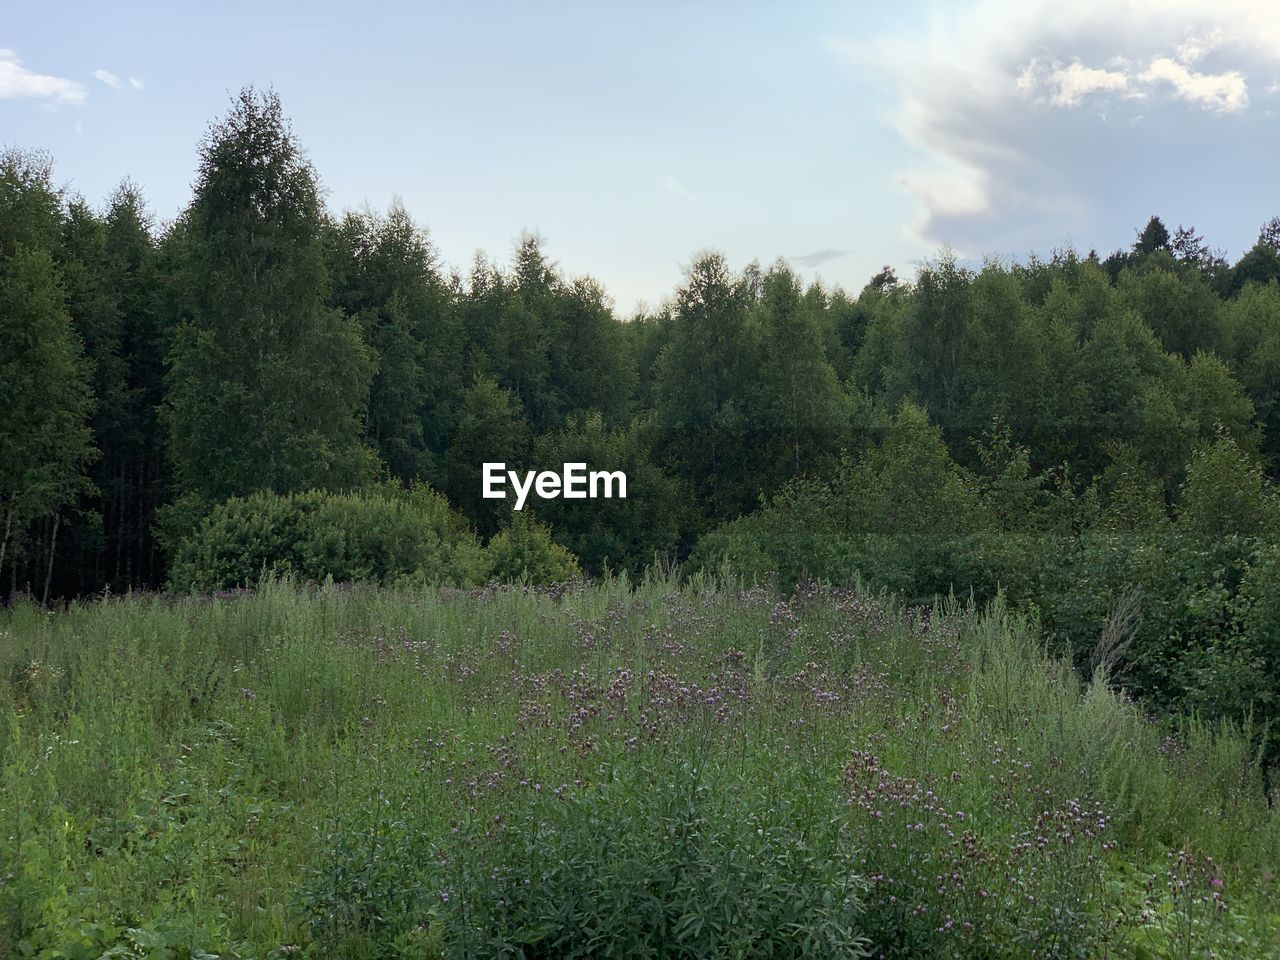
(93, 68), (121, 89)
(129, 76), (144, 91)
(1018, 60), (1132, 107)
(0, 48), (85, 105)
(1141, 57), (1247, 112)
(1016, 54), (1248, 114)
(835, 0), (1280, 254)
(898, 168), (991, 219)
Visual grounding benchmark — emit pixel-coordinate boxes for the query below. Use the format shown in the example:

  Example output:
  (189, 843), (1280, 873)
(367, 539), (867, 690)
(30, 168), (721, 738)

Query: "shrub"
(484, 512), (580, 585)
(168, 482), (487, 591)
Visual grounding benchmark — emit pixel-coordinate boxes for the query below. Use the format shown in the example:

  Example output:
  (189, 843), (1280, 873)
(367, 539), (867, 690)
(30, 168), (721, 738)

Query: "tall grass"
(1, 577), (1276, 958)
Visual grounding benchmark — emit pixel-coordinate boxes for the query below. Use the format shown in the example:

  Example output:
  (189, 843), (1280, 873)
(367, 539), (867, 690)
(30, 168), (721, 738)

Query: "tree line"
(5, 86), (1280, 606)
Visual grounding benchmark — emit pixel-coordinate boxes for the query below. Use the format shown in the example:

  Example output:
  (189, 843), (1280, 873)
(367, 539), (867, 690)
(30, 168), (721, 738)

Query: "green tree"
(752, 262), (849, 492)
(163, 89), (376, 509)
(328, 203), (460, 483)
(1176, 430), (1279, 541)
(444, 375), (530, 537)
(54, 184), (170, 592)
(546, 276), (635, 426)
(1229, 218), (1280, 295)
(655, 253), (761, 519)
(1117, 263), (1223, 359)
(0, 246), (96, 599)
(1134, 215), (1171, 257)
(530, 415), (694, 575)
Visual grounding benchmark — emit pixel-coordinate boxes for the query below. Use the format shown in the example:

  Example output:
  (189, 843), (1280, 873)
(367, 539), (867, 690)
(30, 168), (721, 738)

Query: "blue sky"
(4, 1), (1279, 313)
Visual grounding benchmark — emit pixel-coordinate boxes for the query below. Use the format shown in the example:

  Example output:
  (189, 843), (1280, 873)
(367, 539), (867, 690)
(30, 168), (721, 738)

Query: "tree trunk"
(42, 513), (60, 607)
(0, 504), (13, 584)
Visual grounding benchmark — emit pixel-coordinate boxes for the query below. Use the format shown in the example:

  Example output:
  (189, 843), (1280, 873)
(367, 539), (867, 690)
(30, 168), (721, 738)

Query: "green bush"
(484, 512), (580, 585)
(168, 482), (488, 591)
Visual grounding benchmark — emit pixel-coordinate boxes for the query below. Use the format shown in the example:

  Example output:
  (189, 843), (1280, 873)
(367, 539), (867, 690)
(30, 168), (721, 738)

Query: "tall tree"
(0, 150), (96, 600)
(164, 88), (376, 514)
(752, 263), (849, 491)
(655, 253), (761, 519)
(1229, 218), (1280, 295)
(329, 203), (460, 484)
(1134, 215), (1171, 257)
(0, 246), (96, 598)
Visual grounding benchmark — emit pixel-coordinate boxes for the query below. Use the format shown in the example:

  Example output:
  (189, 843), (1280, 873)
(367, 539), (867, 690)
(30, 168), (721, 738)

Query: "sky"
(4, 0), (1279, 314)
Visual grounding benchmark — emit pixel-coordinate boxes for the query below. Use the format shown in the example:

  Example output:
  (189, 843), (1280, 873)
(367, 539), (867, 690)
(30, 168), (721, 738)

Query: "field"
(2, 577), (1278, 959)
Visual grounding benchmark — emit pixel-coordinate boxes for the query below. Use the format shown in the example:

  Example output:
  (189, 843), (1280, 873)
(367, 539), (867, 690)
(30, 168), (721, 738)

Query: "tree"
(1133, 215), (1171, 256)
(329, 203), (459, 484)
(1176, 430), (1278, 541)
(444, 375), (530, 537)
(1219, 284), (1280, 468)
(1229, 237), (1280, 296)
(752, 262), (849, 491)
(163, 88), (376, 510)
(546, 276), (635, 427)
(460, 239), (555, 429)
(531, 415), (694, 575)
(52, 184), (170, 593)
(1259, 216), (1280, 250)
(877, 253), (974, 433)
(1171, 224), (1208, 266)
(869, 265), (898, 291)
(484, 512), (580, 585)
(655, 253), (761, 519)
(0, 246), (96, 599)
(954, 263), (1049, 456)
(1117, 263), (1223, 359)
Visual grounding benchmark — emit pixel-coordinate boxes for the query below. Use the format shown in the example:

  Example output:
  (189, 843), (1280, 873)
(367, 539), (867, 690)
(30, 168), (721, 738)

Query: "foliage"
(168, 484), (487, 591)
(0, 239), (96, 591)
(163, 88), (377, 504)
(483, 511), (580, 585)
(530, 415), (695, 576)
(307, 748), (868, 958)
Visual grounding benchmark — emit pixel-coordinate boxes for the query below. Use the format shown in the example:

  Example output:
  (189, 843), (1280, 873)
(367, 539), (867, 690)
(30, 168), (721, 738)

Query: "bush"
(484, 512), (580, 585)
(168, 482), (488, 591)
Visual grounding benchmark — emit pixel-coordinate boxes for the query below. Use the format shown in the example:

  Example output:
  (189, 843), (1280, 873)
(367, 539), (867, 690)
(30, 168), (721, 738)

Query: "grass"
(1, 575), (1277, 958)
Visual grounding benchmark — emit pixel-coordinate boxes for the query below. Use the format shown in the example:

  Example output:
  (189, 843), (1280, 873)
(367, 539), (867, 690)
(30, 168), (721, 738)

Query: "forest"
(5, 85), (1280, 958)
(6, 88), (1280, 732)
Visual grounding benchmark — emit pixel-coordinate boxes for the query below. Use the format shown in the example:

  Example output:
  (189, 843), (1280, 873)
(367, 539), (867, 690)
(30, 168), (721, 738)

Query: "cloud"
(129, 77), (144, 90)
(1016, 55), (1248, 114)
(835, 1), (1280, 255)
(0, 49), (85, 105)
(788, 248), (849, 268)
(662, 175), (698, 203)
(1140, 57), (1247, 112)
(93, 68), (121, 89)
(1018, 60), (1132, 107)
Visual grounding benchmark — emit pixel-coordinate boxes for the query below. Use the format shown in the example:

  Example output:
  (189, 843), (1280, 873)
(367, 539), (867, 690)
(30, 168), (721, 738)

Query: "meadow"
(2, 576), (1278, 959)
